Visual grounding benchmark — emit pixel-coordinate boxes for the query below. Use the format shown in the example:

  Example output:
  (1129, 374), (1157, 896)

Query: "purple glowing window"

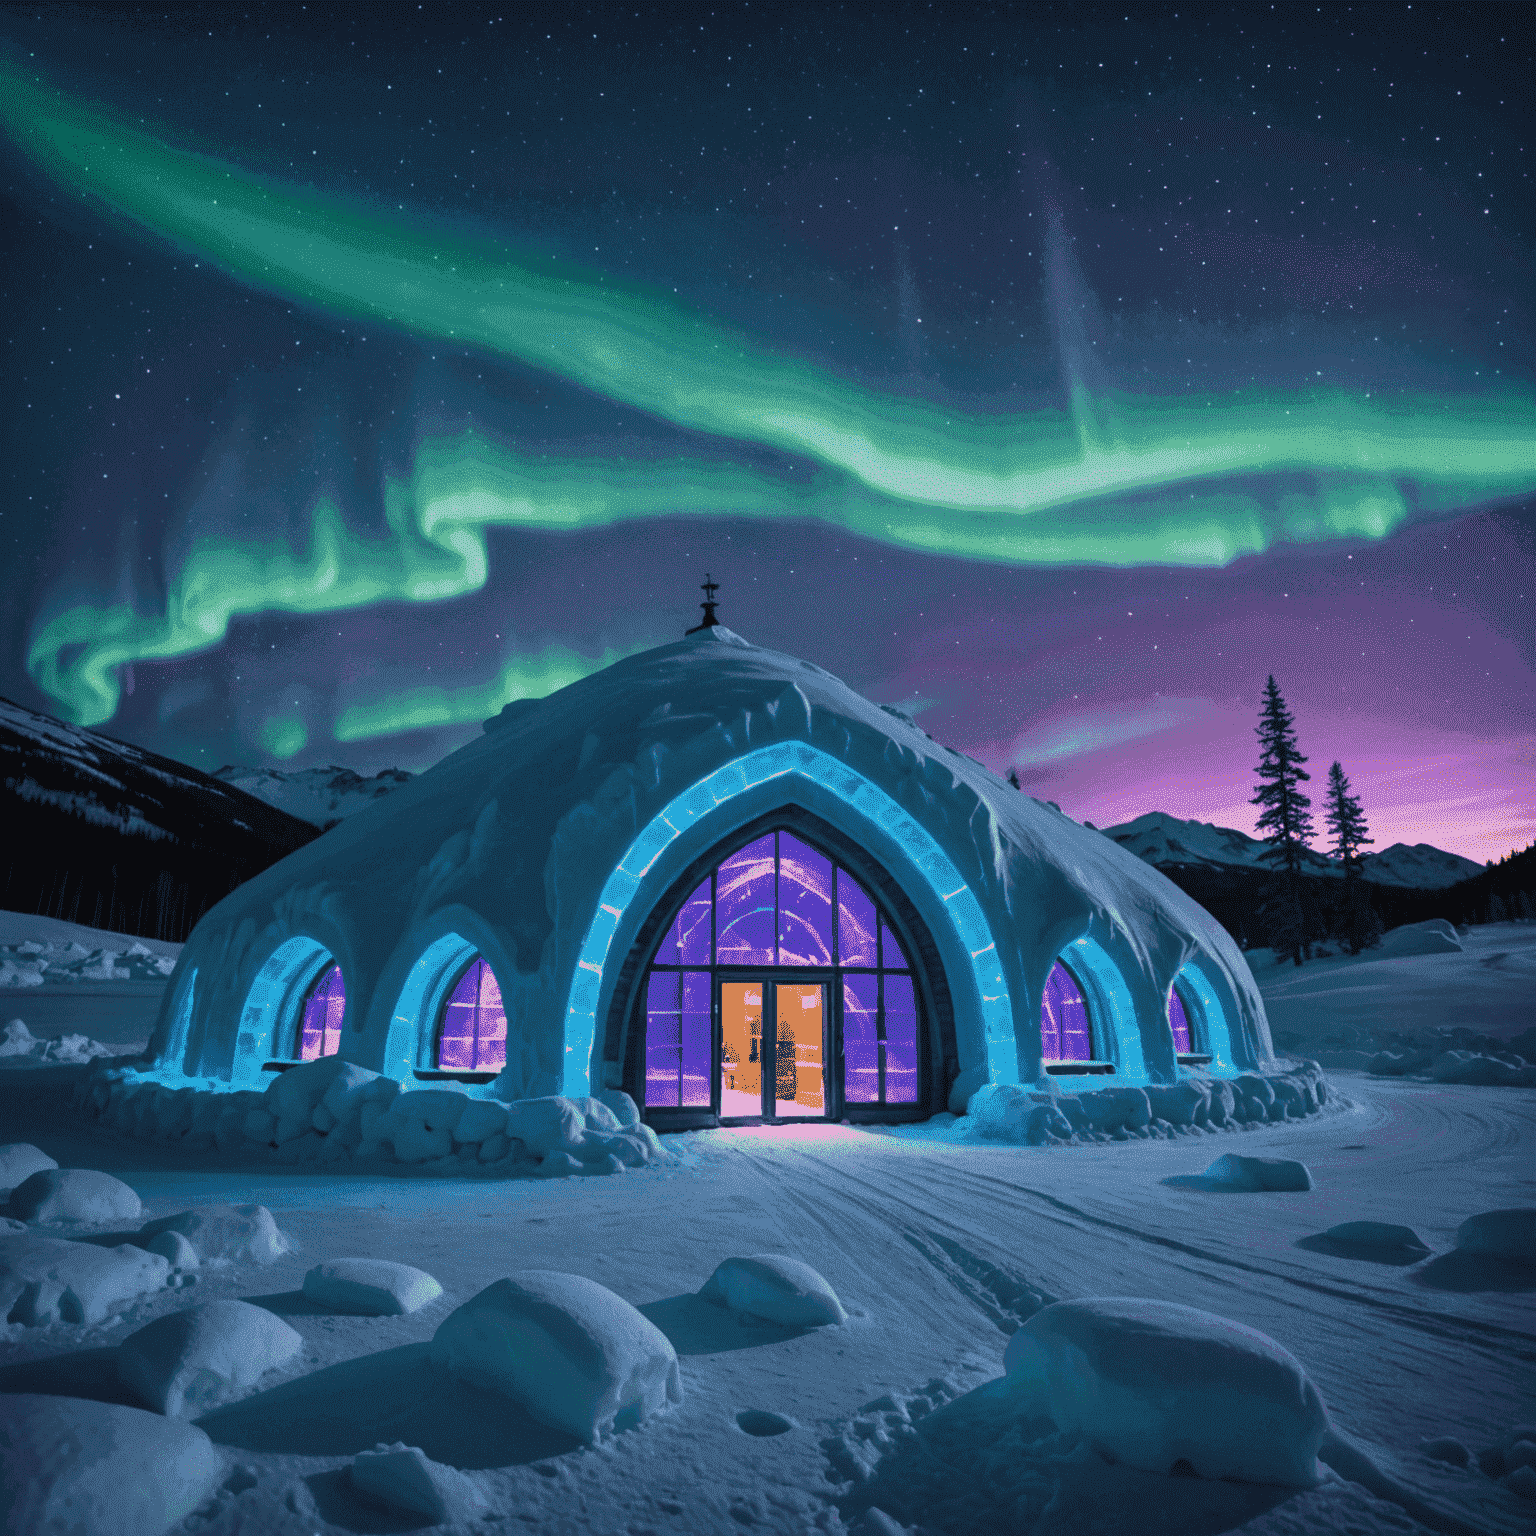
(716, 834), (777, 965)
(1040, 960), (1093, 1062)
(297, 962), (344, 1061)
(882, 973), (919, 1102)
(436, 956), (507, 1073)
(645, 970), (712, 1107)
(657, 878), (713, 965)
(880, 920), (909, 971)
(837, 870), (878, 966)
(1169, 986), (1194, 1054)
(842, 973), (879, 1104)
(778, 832), (834, 965)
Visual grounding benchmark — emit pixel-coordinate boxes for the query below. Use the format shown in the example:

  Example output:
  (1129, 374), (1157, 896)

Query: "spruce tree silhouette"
(1251, 676), (1314, 966)
(1324, 760), (1383, 954)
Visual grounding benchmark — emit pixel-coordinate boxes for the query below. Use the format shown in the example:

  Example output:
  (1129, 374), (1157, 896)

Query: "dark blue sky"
(2, 2), (1531, 860)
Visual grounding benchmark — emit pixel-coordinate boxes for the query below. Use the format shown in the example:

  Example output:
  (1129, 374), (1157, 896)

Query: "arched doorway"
(619, 817), (950, 1126)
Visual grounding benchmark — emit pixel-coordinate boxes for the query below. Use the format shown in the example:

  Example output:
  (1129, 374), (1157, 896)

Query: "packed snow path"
(1, 1065), (1531, 1536)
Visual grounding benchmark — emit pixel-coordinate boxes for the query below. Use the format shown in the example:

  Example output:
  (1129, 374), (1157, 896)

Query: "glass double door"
(719, 977), (828, 1120)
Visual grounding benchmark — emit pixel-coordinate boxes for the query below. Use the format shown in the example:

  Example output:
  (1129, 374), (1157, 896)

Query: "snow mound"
(1429, 1050), (1536, 1087)
(349, 1442), (488, 1522)
(0, 1233), (172, 1326)
(118, 1299), (304, 1417)
(138, 1204), (291, 1265)
(1321, 1221), (1430, 1255)
(0, 1394), (225, 1536)
(75, 1061), (665, 1179)
(0, 936), (177, 987)
(1375, 919), (1463, 957)
(302, 1258), (443, 1316)
(1164, 1154), (1314, 1193)
(0, 1017), (121, 1065)
(7, 1167), (143, 1224)
(143, 1229), (200, 1272)
(430, 1270), (683, 1443)
(1002, 1297), (1331, 1487)
(1456, 1208), (1536, 1265)
(699, 1254), (848, 1327)
(0, 1142), (57, 1194)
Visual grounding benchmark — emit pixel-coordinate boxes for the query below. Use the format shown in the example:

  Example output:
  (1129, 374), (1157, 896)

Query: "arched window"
(296, 962), (345, 1061)
(435, 955), (507, 1073)
(1168, 982), (1196, 1055)
(1040, 959), (1094, 1063)
(642, 827), (922, 1118)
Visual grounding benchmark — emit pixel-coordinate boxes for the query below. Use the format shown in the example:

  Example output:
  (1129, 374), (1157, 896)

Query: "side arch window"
(436, 954), (507, 1073)
(1039, 959), (1094, 1062)
(296, 962), (345, 1060)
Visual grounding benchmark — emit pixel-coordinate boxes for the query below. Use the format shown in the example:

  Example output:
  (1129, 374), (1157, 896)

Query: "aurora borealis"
(2, 4), (1532, 862)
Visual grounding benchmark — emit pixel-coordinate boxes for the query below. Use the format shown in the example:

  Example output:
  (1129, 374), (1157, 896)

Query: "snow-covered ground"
(0, 909), (180, 1049)
(1252, 921), (1536, 1054)
(2, 913), (1533, 1535)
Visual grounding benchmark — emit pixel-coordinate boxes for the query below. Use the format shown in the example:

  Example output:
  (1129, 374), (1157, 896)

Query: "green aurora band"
(4, 59), (1535, 735)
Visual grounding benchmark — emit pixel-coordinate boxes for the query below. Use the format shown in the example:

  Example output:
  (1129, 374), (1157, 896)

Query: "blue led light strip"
(562, 741), (1016, 1098)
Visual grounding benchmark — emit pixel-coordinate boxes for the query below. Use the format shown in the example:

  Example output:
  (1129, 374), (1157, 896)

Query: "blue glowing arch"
(563, 740), (1016, 1099)
(1172, 959), (1240, 1077)
(381, 931), (480, 1083)
(1061, 934), (1149, 1084)
(230, 935), (336, 1085)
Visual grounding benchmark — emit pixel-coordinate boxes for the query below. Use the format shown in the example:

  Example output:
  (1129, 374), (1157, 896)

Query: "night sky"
(2, 3), (1532, 864)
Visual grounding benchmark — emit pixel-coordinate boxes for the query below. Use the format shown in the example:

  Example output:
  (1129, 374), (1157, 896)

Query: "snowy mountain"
(0, 696), (320, 942)
(211, 763), (416, 827)
(1094, 810), (1484, 890)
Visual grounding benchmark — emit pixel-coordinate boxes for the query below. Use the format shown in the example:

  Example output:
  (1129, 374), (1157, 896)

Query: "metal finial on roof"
(685, 572), (721, 635)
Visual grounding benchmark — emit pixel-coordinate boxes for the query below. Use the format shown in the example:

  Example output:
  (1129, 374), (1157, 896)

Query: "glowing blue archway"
(382, 931), (479, 1083)
(1173, 960), (1240, 1077)
(563, 740), (1016, 1098)
(230, 935), (334, 1084)
(1063, 934), (1148, 1084)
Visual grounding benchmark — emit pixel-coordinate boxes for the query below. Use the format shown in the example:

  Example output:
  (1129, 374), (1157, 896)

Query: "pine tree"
(1251, 676), (1314, 965)
(1323, 760), (1383, 954)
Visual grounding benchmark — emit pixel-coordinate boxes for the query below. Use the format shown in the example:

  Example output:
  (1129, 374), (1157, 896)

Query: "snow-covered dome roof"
(150, 626), (1273, 1110)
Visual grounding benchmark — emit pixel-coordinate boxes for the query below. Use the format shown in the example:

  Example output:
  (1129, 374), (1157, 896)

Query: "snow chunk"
(118, 1299), (304, 1417)
(7, 1167), (143, 1224)
(0, 1394), (225, 1536)
(1003, 1297), (1330, 1487)
(699, 1254), (848, 1327)
(502, 1098), (585, 1157)
(451, 1099), (510, 1145)
(302, 1258), (443, 1316)
(349, 1443), (487, 1522)
(143, 1229), (199, 1271)
(1322, 1221), (1430, 1255)
(0, 1142), (57, 1194)
(1456, 1208), (1536, 1265)
(429, 1270), (682, 1443)
(1166, 1154), (1314, 1193)
(138, 1204), (291, 1265)
(0, 1234), (171, 1326)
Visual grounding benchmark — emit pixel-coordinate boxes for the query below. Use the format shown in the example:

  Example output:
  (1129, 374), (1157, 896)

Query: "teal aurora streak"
(4, 59), (1534, 732)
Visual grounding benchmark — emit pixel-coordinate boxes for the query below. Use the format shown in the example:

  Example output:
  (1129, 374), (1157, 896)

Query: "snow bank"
(0, 1233), (172, 1326)
(429, 1270), (683, 1442)
(0, 1016), (123, 1065)
(7, 1167), (143, 1224)
(0, 935), (177, 988)
(118, 1299), (304, 1417)
(302, 1258), (442, 1315)
(349, 1443), (487, 1522)
(960, 1060), (1328, 1147)
(72, 1056), (665, 1179)
(0, 1394), (225, 1536)
(1002, 1297), (1331, 1487)
(699, 1254), (848, 1326)
(1374, 919), (1463, 958)
(1321, 1221), (1431, 1256)
(0, 1142), (57, 1194)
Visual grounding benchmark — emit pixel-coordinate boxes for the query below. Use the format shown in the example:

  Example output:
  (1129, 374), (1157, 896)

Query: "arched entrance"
(615, 812), (954, 1127)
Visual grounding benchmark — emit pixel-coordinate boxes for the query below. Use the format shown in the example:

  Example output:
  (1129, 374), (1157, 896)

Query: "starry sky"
(2, 2), (1532, 864)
